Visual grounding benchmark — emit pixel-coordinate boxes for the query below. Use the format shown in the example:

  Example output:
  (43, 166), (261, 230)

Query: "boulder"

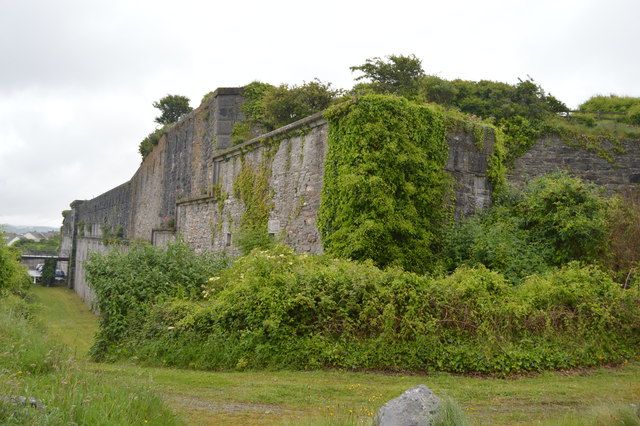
(374, 384), (441, 426)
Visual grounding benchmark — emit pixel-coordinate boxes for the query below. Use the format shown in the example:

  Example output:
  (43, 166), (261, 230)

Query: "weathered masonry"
(60, 87), (640, 304)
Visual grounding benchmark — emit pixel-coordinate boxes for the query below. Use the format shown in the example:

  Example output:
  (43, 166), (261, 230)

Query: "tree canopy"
(153, 95), (193, 125)
(350, 54), (425, 99)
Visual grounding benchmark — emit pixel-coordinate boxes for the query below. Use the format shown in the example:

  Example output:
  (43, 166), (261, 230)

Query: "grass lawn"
(32, 285), (640, 425)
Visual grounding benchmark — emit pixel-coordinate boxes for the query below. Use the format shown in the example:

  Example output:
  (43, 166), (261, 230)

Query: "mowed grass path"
(32, 286), (640, 425)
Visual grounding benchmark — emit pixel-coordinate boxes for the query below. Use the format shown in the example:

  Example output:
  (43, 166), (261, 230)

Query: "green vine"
(233, 161), (274, 254)
(319, 94), (452, 274)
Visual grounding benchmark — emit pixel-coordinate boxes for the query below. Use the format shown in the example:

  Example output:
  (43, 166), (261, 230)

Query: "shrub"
(319, 94), (452, 274)
(445, 207), (551, 284)
(350, 54), (425, 99)
(237, 79), (338, 134)
(85, 241), (228, 360)
(628, 103), (640, 125)
(0, 234), (29, 295)
(138, 127), (167, 159)
(517, 172), (609, 264)
(579, 95), (640, 114)
(41, 258), (56, 286)
(605, 190), (640, 286)
(98, 246), (640, 374)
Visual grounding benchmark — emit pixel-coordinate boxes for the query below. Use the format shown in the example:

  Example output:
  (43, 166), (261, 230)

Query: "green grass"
(29, 285), (640, 425)
(31, 285), (98, 358)
(0, 290), (178, 425)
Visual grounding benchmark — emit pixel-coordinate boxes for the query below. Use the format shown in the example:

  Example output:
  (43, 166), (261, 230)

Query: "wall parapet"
(214, 112), (326, 160)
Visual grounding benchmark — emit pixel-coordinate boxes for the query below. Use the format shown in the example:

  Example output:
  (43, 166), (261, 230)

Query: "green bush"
(627, 104), (640, 125)
(41, 258), (56, 286)
(579, 95), (640, 114)
(319, 94), (452, 274)
(97, 246), (640, 374)
(517, 172), (609, 264)
(445, 206), (551, 284)
(138, 127), (167, 159)
(236, 79), (338, 134)
(85, 241), (228, 360)
(445, 173), (611, 281)
(0, 233), (29, 295)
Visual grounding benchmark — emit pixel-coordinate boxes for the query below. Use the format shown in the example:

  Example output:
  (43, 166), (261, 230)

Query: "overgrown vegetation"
(0, 232), (29, 296)
(349, 54), (640, 165)
(138, 126), (168, 159)
(579, 94), (640, 125)
(85, 172), (640, 374)
(231, 80), (339, 144)
(87, 244), (640, 374)
(233, 161), (274, 254)
(85, 242), (228, 360)
(444, 173), (613, 284)
(138, 94), (191, 159)
(319, 94), (452, 274)
(41, 258), (56, 287)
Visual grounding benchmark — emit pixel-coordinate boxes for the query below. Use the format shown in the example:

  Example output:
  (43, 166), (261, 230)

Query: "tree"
(153, 95), (193, 125)
(41, 258), (56, 287)
(350, 54), (425, 98)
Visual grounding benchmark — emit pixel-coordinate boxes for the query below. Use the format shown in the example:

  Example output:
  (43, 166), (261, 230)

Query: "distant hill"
(0, 224), (58, 234)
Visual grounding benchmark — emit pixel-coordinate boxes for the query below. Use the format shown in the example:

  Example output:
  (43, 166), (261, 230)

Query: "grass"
(29, 285), (640, 425)
(0, 291), (178, 425)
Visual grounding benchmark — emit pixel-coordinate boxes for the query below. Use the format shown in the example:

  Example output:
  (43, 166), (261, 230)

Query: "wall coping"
(213, 112), (327, 160)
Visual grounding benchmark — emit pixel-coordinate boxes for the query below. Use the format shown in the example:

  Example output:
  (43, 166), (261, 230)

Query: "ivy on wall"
(233, 160), (274, 254)
(319, 94), (452, 274)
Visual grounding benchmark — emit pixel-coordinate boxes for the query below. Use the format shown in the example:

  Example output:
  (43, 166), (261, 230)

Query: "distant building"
(23, 232), (45, 242)
(8, 237), (22, 246)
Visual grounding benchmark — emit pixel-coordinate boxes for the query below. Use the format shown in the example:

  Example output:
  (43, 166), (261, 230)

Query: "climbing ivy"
(319, 95), (452, 274)
(233, 161), (274, 254)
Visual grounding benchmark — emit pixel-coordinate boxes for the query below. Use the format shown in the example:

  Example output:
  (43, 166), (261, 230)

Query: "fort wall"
(60, 87), (639, 305)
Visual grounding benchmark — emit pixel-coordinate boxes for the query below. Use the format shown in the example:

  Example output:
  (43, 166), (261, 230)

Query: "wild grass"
(0, 292), (179, 425)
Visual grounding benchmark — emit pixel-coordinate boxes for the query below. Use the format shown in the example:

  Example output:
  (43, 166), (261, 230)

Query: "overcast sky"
(1, 0), (638, 227)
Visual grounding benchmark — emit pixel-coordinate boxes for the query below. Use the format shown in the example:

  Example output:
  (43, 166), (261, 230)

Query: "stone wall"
(72, 237), (110, 305)
(508, 136), (640, 192)
(176, 113), (328, 255)
(58, 88), (503, 303)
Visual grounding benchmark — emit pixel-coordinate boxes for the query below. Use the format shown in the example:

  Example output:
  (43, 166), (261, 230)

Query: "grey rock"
(374, 385), (441, 426)
(0, 395), (46, 410)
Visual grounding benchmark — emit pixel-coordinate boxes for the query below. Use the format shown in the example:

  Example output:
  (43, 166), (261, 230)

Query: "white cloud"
(1, 0), (639, 226)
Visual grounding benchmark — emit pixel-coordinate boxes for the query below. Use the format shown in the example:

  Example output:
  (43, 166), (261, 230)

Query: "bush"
(319, 95), (451, 274)
(579, 95), (640, 114)
(445, 206), (551, 284)
(517, 172), (609, 264)
(445, 173), (611, 281)
(96, 246), (640, 374)
(606, 190), (640, 286)
(237, 80), (338, 134)
(41, 258), (56, 286)
(85, 241), (228, 360)
(627, 103), (640, 125)
(138, 127), (167, 159)
(0, 233), (29, 296)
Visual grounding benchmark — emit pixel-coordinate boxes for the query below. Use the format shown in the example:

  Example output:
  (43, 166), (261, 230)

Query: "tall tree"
(350, 54), (425, 98)
(153, 95), (193, 125)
